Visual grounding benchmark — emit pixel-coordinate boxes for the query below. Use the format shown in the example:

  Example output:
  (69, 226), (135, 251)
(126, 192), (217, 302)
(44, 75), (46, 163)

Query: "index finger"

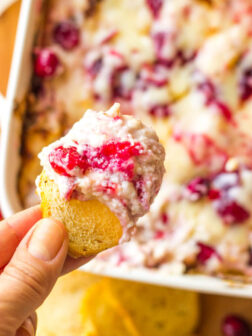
(0, 206), (42, 268)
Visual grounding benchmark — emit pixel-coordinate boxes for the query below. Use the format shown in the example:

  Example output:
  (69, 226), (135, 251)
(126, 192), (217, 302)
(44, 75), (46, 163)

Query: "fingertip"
(27, 217), (67, 262)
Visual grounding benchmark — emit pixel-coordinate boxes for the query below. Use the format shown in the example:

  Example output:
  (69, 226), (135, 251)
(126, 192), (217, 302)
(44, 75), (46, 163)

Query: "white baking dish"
(2, 0), (252, 298)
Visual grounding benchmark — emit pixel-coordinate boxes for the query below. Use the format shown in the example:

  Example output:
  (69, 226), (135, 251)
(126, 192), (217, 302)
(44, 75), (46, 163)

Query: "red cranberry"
(161, 212), (169, 224)
(185, 177), (209, 201)
(222, 315), (251, 336)
(111, 67), (133, 100)
(34, 49), (59, 78)
(49, 146), (82, 176)
(78, 149), (90, 173)
(154, 230), (165, 239)
(99, 182), (117, 195)
(198, 80), (233, 122)
(146, 0), (163, 18)
(49, 141), (143, 180)
(91, 141), (143, 179)
(134, 175), (145, 202)
(208, 189), (221, 200)
(197, 242), (217, 264)
(139, 63), (168, 88)
(149, 105), (171, 118)
(198, 80), (216, 105)
(100, 141), (142, 160)
(215, 101), (233, 122)
(152, 32), (175, 67)
(240, 68), (252, 102)
(215, 199), (250, 225)
(53, 21), (80, 50)
(176, 49), (197, 65)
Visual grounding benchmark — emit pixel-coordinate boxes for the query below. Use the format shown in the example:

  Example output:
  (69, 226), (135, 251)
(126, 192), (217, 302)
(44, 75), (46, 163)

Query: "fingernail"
(18, 317), (35, 336)
(28, 219), (65, 261)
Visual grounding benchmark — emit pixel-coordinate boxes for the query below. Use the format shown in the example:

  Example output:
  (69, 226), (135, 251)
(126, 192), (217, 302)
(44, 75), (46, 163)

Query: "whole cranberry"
(146, 0), (163, 18)
(161, 212), (169, 224)
(34, 49), (59, 78)
(222, 315), (251, 336)
(185, 177), (209, 201)
(240, 68), (252, 102)
(215, 199), (250, 225)
(149, 105), (171, 118)
(53, 21), (80, 50)
(208, 189), (221, 200)
(197, 242), (217, 264)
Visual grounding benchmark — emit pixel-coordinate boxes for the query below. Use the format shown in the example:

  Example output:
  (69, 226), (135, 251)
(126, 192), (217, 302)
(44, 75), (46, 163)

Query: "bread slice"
(38, 170), (122, 257)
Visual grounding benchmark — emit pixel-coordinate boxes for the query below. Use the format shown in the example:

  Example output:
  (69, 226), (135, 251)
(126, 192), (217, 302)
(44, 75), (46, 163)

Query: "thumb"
(0, 218), (68, 335)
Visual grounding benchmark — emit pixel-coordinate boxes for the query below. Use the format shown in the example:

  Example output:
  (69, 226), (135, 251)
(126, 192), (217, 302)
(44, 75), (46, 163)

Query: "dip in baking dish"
(19, 0), (252, 278)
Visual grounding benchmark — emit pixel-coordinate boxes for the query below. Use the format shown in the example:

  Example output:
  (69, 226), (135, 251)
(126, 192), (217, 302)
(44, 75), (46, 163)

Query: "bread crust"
(38, 170), (123, 257)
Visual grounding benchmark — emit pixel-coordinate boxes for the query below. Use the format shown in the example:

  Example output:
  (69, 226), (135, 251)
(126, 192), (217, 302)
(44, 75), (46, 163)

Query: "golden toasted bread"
(38, 170), (122, 257)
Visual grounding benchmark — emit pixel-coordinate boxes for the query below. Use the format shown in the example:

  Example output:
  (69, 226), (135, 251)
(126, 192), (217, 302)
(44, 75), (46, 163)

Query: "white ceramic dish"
(2, 0), (252, 298)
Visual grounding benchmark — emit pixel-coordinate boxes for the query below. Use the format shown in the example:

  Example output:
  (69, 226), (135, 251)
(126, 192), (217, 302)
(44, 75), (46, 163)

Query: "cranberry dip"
(19, 0), (252, 279)
(37, 103), (165, 241)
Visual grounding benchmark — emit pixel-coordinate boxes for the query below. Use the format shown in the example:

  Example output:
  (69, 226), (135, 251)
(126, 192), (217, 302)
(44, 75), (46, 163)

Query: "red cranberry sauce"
(34, 49), (59, 78)
(53, 21), (80, 50)
(49, 140), (144, 181)
(221, 315), (251, 336)
(49, 146), (82, 177)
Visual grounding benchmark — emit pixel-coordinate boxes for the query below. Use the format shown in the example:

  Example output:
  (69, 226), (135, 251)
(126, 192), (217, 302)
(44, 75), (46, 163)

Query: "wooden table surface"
(1, 2), (252, 335)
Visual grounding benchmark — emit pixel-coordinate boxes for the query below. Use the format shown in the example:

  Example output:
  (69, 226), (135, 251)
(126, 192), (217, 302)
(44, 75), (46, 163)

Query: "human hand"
(0, 206), (92, 336)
